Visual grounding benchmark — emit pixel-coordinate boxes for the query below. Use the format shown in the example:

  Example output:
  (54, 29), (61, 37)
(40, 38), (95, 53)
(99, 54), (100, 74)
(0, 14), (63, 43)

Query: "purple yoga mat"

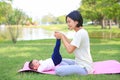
(93, 60), (120, 74)
(18, 60), (120, 75)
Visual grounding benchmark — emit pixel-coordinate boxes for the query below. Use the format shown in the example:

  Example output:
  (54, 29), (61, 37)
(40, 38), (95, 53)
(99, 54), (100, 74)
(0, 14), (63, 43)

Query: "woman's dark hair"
(66, 10), (83, 27)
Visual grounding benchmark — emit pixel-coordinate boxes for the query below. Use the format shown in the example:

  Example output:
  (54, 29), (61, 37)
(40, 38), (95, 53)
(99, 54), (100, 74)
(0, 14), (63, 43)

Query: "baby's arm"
(37, 65), (45, 72)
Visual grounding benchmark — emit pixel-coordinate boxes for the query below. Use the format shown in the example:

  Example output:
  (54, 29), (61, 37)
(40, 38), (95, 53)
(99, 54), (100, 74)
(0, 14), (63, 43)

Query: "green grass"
(0, 38), (120, 80)
(84, 25), (120, 33)
(39, 24), (120, 33)
(39, 24), (120, 38)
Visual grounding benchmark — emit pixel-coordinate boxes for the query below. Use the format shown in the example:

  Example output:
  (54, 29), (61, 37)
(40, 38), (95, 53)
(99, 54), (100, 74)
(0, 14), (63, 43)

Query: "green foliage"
(41, 14), (57, 24)
(57, 15), (66, 24)
(0, 1), (12, 24)
(0, 1), (30, 43)
(79, 0), (120, 20)
(0, 1), (31, 25)
(79, 0), (120, 28)
(0, 39), (120, 80)
(7, 9), (28, 25)
(41, 14), (66, 24)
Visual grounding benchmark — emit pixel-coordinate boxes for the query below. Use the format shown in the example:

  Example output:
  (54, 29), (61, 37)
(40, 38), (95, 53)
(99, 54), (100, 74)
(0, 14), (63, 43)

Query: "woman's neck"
(74, 26), (83, 32)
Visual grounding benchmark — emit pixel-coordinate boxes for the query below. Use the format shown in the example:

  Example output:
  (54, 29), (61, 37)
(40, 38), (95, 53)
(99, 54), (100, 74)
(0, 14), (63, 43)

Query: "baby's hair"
(29, 60), (34, 69)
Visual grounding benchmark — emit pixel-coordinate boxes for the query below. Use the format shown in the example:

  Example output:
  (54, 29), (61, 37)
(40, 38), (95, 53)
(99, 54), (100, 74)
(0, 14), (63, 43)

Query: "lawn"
(40, 24), (120, 33)
(0, 38), (120, 80)
(40, 24), (120, 39)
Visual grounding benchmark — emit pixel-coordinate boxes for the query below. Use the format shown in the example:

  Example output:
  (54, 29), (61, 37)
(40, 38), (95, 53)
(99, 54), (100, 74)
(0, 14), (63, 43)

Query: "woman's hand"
(54, 31), (63, 39)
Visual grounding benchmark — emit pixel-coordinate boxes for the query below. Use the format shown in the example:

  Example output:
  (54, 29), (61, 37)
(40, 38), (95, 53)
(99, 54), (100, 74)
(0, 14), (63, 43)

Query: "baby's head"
(29, 59), (40, 70)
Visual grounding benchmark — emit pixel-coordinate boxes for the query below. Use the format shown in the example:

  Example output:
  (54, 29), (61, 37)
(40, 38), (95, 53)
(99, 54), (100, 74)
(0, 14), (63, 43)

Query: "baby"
(29, 39), (62, 72)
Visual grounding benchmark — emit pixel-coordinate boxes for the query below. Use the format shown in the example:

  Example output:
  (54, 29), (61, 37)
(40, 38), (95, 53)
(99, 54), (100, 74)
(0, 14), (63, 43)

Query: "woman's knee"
(55, 67), (65, 76)
(55, 65), (88, 76)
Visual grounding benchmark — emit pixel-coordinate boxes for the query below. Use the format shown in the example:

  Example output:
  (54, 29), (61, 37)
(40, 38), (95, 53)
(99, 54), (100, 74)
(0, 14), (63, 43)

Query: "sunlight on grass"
(9, 52), (31, 58)
(19, 47), (39, 51)
(0, 46), (17, 53)
(0, 46), (38, 53)
(91, 38), (120, 45)
(99, 50), (119, 55)
(101, 40), (120, 45)
(108, 41), (120, 44)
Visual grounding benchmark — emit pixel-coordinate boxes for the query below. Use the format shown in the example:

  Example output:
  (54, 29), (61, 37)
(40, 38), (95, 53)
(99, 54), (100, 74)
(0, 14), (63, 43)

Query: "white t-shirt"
(70, 28), (93, 74)
(37, 58), (55, 72)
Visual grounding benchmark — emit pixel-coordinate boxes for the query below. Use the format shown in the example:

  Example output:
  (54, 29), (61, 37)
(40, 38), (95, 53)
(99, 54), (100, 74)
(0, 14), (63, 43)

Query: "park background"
(0, 0), (120, 80)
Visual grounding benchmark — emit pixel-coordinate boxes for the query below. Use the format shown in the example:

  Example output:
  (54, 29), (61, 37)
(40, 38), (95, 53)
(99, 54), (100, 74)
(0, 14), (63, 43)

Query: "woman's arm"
(62, 34), (71, 43)
(61, 34), (76, 53)
(54, 32), (76, 53)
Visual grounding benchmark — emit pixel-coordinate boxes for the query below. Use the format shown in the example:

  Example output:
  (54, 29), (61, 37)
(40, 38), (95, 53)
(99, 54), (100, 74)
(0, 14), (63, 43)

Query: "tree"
(113, 1), (120, 28)
(57, 15), (66, 24)
(99, 0), (120, 29)
(0, 0), (32, 43)
(79, 0), (120, 29)
(79, 0), (106, 28)
(7, 9), (29, 43)
(0, 1), (12, 24)
(41, 14), (57, 24)
(79, 0), (97, 23)
(7, 9), (28, 25)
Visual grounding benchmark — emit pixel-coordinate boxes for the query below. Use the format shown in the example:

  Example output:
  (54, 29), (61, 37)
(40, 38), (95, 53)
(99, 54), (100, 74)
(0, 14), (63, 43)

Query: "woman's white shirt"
(70, 28), (93, 74)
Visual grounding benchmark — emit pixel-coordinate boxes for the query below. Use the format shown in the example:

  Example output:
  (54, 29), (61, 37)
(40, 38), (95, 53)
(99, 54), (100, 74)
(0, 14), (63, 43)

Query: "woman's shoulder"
(77, 28), (88, 34)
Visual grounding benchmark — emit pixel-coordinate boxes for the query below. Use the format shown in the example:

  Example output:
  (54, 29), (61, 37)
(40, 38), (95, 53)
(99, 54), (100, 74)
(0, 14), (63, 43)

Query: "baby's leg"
(51, 39), (62, 66)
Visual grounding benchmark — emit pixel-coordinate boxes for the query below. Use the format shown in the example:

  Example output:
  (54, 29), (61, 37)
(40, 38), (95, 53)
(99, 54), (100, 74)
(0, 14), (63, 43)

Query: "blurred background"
(0, 0), (120, 80)
(0, 0), (120, 43)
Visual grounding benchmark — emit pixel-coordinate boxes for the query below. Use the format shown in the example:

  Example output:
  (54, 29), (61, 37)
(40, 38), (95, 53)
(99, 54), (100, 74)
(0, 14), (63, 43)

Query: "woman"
(54, 10), (93, 76)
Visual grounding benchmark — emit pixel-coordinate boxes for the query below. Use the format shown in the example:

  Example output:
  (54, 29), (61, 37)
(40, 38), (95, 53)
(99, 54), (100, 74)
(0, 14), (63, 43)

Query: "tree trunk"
(104, 20), (107, 29)
(116, 18), (120, 28)
(108, 20), (112, 29)
(119, 19), (120, 29)
(118, 22), (120, 28)
(100, 19), (106, 29)
(8, 25), (19, 44)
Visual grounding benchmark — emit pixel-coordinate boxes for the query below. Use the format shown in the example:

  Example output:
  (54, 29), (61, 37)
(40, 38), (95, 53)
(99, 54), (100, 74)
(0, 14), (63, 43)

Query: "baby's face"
(32, 59), (40, 70)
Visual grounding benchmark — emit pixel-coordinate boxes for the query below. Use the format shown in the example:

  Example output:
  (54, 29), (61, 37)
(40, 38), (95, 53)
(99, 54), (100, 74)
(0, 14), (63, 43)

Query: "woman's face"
(66, 17), (78, 30)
